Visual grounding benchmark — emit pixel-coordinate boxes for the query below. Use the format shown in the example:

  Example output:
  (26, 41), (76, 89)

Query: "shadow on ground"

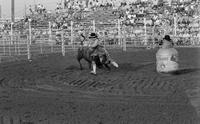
(170, 68), (200, 75)
(118, 62), (155, 71)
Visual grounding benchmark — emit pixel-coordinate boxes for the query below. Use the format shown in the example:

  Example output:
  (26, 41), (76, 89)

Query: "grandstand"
(0, 0), (199, 47)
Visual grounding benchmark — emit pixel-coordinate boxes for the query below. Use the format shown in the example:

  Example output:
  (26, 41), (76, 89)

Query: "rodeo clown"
(88, 32), (118, 75)
(156, 35), (179, 73)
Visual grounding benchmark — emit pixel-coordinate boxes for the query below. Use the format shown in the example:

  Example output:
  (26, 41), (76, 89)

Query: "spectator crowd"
(0, 0), (199, 45)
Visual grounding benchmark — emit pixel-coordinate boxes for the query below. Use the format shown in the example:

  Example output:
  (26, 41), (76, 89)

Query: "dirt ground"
(0, 47), (199, 124)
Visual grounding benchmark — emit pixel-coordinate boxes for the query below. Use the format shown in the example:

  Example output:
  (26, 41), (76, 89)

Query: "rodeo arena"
(0, 0), (200, 123)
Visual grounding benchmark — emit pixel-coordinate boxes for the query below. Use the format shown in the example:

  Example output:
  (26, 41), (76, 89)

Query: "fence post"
(11, 23), (17, 54)
(61, 30), (65, 56)
(14, 37), (17, 55)
(174, 13), (177, 39)
(49, 22), (53, 52)
(11, 22), (13, 45)
(118, 19), (121, 47)
(103, 31), (106, 48)
(40, 39), (43, 54)
(9, 36), (11, 56)
(9, 23), (13, 56)
(27, 35), (31, 60)
(3, 37), (5, 55)
(123, 29), (127, 51)
(28, 19), (32, 44)
(144, 17), (147, 45)
(92, 20), (95, 32)
(70, 21), (73, 48)
(17, 35), (20, 55)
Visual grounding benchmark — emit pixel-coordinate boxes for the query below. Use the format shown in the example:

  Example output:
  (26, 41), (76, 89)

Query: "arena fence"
(0, 19), (199, 63)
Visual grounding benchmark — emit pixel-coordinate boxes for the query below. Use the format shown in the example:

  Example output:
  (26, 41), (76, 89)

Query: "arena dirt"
(0, 48), (199, 124)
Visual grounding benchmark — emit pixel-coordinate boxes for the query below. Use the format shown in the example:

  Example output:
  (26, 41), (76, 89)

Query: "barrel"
(156, 48), (179, 73)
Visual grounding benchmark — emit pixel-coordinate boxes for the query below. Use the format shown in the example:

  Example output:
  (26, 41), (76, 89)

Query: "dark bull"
(77, 45), (111, 70)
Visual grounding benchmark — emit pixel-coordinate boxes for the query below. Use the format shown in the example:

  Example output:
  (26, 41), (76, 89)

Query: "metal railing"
(0, 19), (199, 63)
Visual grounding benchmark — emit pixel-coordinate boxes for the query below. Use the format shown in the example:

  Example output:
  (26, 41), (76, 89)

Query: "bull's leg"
(101, 48), (110, 64)
(88, 62), (92, 69)
(78, 59), (83, 70)
(77, 53), (83, 70)
(102, 54), (119, 68)
(85, 56), (92, 69)
(104, 63), (111, 71)
(95, 56), (103, 69)
(101, 55), (111, 70)
(101, 55), (107, 64)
